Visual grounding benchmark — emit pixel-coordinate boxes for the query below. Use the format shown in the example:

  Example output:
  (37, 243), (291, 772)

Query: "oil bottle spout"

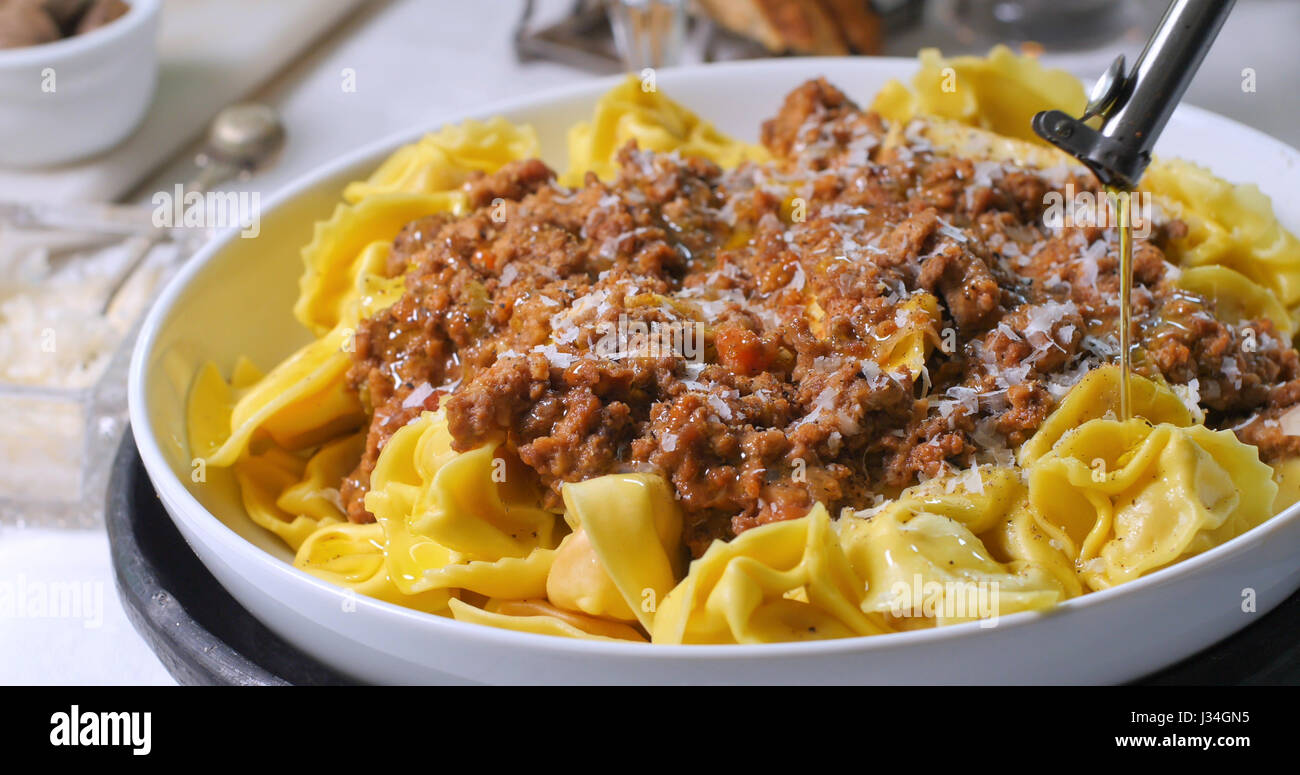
(1032, 0), (1235, 190)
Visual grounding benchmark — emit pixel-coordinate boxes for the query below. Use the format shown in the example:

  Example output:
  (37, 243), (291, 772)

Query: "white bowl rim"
(129, 57), (1300, 660)
(0, 0), (159, 67)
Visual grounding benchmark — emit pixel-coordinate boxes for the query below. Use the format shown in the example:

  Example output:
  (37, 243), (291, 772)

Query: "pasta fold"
(1027, 419), (1276, 590)
(294, 522), (452, 613)
(232, 444), (335, 552)
(448, 598), (647, 642)
(840, 467), (1068, 628)
(546, 474), (684, 629)
(275, 433), (364, 525)
(196, 241), (403, 468)
(1271, 457), (1300, 515)
(652, 505), (887, 644)
(300, 117), (540, 335)
(1019, 366), (1191, 466)
(1143, 158), (1300, 327)
(878, 291), (942, 376)
(563, 74), (768, 185)
(363, 410), (560, 598)
(870, 45), (1087, 147)
(343, 117), (540, 204)
(296, 200), (439, 335)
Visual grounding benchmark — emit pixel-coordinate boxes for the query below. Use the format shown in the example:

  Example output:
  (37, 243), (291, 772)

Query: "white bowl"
(0, 0), (159, 167)
(128, 58), (1300, 685)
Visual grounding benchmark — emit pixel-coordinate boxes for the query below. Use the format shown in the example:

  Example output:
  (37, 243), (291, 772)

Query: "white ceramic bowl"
(0, 0), (159, 167)
(129, 59), (1300, 685)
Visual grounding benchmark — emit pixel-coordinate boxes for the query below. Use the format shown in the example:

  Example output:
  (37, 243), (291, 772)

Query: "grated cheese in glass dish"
(0, 229), (181, 527)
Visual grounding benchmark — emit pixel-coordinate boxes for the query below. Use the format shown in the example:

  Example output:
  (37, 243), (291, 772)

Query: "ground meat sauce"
(340, 79), (1300, 556)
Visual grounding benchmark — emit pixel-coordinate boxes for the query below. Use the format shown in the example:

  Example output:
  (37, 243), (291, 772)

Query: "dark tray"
(108, 430), (352, 685)
(107, 429), (1300, 685)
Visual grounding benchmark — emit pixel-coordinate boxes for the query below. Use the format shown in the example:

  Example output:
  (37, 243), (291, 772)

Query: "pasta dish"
(186, 48), (1300, 644)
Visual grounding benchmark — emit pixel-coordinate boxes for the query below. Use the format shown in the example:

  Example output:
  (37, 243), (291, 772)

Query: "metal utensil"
(99, 103), (285, 313)
(1031, 0), (1235, 189)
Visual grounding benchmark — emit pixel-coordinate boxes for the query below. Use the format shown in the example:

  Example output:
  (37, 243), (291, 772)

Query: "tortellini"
(840, 467), (1069, 628)
(1028, 420), (1275, 590)
(546, 474), (683, 629)
(1019, 366), (1191, 466)
(652, 505), (888, 644)
(1021, 366), (1276, 590)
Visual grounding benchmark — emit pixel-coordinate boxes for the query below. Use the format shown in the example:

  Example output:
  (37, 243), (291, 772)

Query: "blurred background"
(0, 0), (1296, 684)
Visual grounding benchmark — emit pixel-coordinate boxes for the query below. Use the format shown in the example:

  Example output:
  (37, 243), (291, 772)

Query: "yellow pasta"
(363, 410), (560, 597)
(197, 320), (362, 467)
(1176, 265), (1294, 338)
(343, 117), (540, 204)
(546, 474), (683, 629)
(232, 444), (332, 552)
(296, 199), (441, 336)
(1019, 366), (1191, 466)
(840, 468), (1067, 628)
(299, 118), (541, 336)
(980, 496), (1085, 599)
(198, 240), (405, 468)
(186, 356), (262, 459)
(276, 433), (364, 525)
(870, 45), (1087, 147)
(295, 522), (452, 613)
(1027, 419), (1275, 590)
(877, 291), (942, 376)
(563, 74), (769, 186)
(652, 505), (887, 644)
(1271, 457), (1300, 515)
(1142, 158), (1300, 327)
(1020, 366), (1275, 590)
(448, 598), (647, 642)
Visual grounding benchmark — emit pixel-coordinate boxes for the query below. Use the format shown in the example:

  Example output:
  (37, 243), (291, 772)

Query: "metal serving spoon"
(98, 103), (286, 313)
(188, 103), (286, 195)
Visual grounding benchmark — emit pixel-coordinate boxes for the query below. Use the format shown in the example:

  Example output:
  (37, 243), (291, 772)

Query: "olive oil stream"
(1108, 185), (1134, 421)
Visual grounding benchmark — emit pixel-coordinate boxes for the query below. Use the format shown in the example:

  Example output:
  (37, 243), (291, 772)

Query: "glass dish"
(0, 236), (185, 528)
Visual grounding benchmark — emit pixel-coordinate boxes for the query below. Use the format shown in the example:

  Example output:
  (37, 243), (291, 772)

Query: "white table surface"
(3, 0), (1296, 685)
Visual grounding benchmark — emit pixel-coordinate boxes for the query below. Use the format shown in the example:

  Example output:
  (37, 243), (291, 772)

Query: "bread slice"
(698, 0), (849, 55)
(820, 0), (881, 54)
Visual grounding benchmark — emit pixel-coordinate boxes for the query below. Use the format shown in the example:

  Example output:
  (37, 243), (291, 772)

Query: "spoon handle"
(0, 199), (187, 242)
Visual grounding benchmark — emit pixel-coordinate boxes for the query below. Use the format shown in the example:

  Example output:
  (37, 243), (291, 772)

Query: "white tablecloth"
(2, 0), (1296, 685)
